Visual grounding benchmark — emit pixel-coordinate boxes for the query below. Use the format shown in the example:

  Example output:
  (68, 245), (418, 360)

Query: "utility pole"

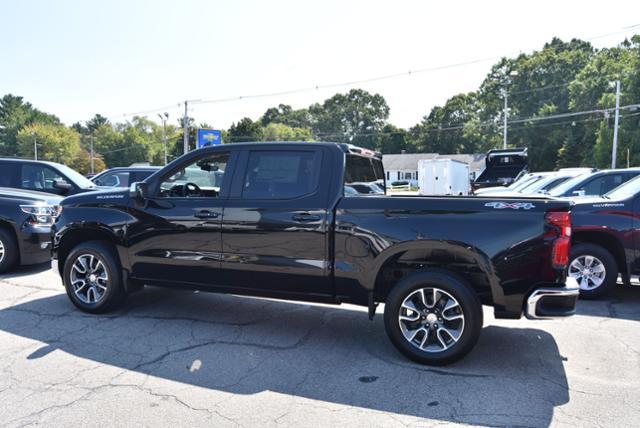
(90, 136), (95, 174)
(33, 133), (37, 160)
(158, 112), (169, 165)
(502, 89), (508, 149)
(611, 80), (621, 169)
(183, 101), (189, 155)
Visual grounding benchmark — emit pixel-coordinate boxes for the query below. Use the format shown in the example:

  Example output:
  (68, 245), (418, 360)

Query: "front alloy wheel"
(63, 241), (126, 313)
(70, 254), (109, 304)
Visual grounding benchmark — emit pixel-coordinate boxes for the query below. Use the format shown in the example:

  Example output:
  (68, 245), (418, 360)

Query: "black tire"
(569, 243), (618, 300)
(0, 227), (18, 274)
(63, 240), (126, 313)
(383, 270), (483, 366)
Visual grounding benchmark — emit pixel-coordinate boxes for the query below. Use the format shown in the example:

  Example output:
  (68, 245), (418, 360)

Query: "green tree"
(262, 123), (313, 141)
(410, 92), (482, 154)
(16, 123), (81, 163)
(309, 89), (389, 149)
(260, 104), (312, 128)
(0, 94), (59, 156)
(227, 118), (264, 143)
(376, 124), (414, 154)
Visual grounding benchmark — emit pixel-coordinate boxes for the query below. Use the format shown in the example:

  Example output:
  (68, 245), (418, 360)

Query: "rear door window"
(0, 162), (19, 187)
(241, 150), (320, 200)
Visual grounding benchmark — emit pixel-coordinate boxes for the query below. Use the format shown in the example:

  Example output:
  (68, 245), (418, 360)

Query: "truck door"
(220, 147), (332, 296)
(126, 150), (233, 286)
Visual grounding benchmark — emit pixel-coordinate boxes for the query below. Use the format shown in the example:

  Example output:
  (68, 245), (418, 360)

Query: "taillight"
(546, 211), (571, 269)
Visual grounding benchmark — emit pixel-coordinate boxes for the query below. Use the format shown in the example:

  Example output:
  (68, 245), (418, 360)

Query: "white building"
(382, 153), (486, 182)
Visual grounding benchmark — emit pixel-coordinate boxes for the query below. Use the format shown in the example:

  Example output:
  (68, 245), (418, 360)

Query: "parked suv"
(52, 142), (577, 365)
(0, 187), (62, 273)
(0, 158), (99, 196)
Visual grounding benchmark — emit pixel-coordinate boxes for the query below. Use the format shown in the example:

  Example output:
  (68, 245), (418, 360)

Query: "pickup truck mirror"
(129, 182), (148, 199)
(53, 179), (72, 192)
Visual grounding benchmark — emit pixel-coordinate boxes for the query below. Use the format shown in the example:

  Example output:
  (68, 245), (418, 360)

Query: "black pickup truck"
(568, 176), (640, 299)
(52, 142), (578, 365)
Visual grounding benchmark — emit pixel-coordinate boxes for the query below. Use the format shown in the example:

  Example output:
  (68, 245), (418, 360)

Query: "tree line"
(0, 35), (638, 174)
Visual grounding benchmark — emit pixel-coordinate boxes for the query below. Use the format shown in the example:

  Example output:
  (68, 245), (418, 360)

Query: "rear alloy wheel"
(384, 270), (483, 365)
(398, 287), (465, 353)
(63, 241), (126, 313)
(569, 243), (617, 299)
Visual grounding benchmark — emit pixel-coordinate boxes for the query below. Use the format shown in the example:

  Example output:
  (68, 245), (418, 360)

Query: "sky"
(1, 0), (639, 130)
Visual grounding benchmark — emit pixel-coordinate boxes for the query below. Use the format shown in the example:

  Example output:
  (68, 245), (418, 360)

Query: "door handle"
(195, 210), (219, 219)
(292, 213), (321, 222)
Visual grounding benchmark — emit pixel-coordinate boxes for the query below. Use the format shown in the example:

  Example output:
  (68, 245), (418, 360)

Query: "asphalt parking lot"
(0, 264), (639, 427)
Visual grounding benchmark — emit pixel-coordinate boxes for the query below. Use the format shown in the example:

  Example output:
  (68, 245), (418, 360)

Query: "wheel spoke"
(397, 286), (465, 354)
(592, 264), (605, 273)
(418, 329), (430, 349)
(69, 254), (109, 305)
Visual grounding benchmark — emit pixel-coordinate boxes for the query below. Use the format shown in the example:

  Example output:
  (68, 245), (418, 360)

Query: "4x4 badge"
(485, 201), (535, 210)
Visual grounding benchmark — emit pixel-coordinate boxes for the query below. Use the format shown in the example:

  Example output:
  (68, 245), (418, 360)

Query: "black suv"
(0, 158), (99, 196)
(0, 187), (62, 273)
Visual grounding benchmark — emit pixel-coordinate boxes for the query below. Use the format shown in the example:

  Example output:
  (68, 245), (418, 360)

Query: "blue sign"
(197, 129), (222, 148)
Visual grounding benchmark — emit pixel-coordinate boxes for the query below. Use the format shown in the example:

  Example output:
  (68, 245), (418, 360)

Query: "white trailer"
(418, 159), (470, 196)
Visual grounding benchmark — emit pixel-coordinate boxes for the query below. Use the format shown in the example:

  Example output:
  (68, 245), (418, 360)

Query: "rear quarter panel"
(334, 195), (569, 314)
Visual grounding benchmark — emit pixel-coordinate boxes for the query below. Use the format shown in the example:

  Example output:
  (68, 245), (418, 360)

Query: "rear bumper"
(525, 277), (579, 319)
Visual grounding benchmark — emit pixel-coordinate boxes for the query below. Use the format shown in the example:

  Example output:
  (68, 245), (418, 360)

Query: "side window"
(21, 164), (64, 191)
(579, 177), (604, 196)
(242, 150), (319, 199)
(601, 174), (624, 194)
(94, 172), (129, 187)
(158, 153), (229, 198)
(0, 162), (18, 187)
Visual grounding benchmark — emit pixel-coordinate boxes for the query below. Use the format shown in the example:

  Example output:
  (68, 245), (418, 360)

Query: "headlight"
(20, 204), (63, 225)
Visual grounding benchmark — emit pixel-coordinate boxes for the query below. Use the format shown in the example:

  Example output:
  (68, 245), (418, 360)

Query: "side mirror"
(572, 189), (586, 197)
(53, 179), (72, 192)
(129, 182), (148, 199)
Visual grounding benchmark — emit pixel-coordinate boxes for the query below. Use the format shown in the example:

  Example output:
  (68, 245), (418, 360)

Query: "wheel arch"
(369, 240), (497, 305)
(572, 230), (628, 282)
(56, 226), (121, 276)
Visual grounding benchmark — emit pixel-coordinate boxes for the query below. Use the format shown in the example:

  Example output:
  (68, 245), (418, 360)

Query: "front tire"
(63, 241), (126, 313)
(383, 270), (483, 366)
(0, 228), (18, 274)
(569, 243), (617, 299)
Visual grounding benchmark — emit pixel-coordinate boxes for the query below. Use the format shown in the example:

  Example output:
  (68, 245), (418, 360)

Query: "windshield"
(57, 164), (96, 188)
(605, 175), (640, 199)
(548, 174), (591, 197)
(512, 175), (543, 191)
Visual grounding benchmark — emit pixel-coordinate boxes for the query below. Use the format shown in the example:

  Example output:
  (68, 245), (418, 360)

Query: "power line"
(100, 25), (640, 121)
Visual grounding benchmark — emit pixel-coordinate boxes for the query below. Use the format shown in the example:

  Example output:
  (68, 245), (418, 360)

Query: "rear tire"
(569, 243), (617, 300)
(63, 241), (126, 313)
(0, 228), (18, 274)
(383, 270), (483, 366)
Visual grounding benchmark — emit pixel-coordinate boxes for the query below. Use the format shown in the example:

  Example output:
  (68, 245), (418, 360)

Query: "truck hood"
(61, 188), (129, 207)
(0, 187), (63, 205)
